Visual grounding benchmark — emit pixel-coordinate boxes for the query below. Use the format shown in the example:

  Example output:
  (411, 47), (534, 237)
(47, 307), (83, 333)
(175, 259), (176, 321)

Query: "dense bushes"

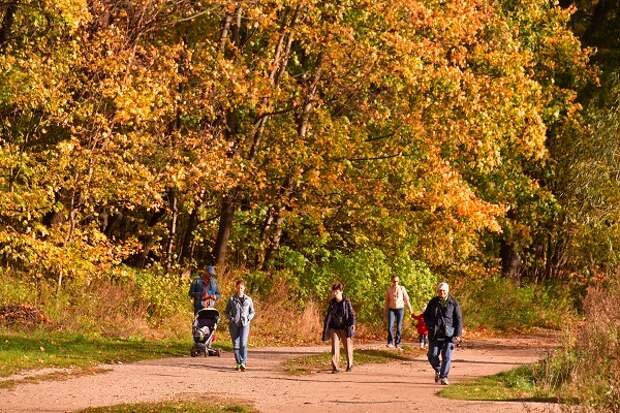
(548, 275), (620, 412)
(262, 247), (438, 324)
(0, 267), (192, 338)
(458, 277), (577, 331)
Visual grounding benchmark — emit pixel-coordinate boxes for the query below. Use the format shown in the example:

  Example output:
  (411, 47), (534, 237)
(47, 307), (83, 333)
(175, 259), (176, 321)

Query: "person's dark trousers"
(387, 308), (404, 346)
(427, 339), (455, 378)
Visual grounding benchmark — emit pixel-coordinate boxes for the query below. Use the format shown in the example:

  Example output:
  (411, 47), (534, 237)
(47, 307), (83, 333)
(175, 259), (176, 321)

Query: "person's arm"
(188, 279), (201, 300)
(321, 301), (333, 341)
(247, 297), (255, 322)
(402, 287), (413, 313)
(224, 297), (234, 321)
(210, 277), (222, 300)
(423, 300), (433, 327)
(348, 299), (356, 328)
(454, 299), (463, 338)
(344, 299), (356, 337)
(384, 288), (389, 317)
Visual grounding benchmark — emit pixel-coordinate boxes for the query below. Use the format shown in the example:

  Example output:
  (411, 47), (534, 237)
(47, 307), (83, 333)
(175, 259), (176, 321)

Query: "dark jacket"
(322, 297), (356, 341)
(423, 295), (463, 342)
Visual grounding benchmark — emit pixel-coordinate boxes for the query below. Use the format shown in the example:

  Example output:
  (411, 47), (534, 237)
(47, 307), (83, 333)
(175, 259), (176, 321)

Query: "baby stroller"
(190, 307), (221, 357)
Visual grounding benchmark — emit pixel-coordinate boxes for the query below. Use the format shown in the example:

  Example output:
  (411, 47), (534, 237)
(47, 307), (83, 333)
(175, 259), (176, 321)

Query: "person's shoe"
(240, 364), (246, 371)
(419, 343), (425, 348)
(440, 377), (449, 385)
(331, 368), (340, 374)
(386, 343), (394, 348)
(346, 366), (352, 372)
(395, 345), (403, 351)
(235, 363), (241, 371)
(434, 371), (440, 383)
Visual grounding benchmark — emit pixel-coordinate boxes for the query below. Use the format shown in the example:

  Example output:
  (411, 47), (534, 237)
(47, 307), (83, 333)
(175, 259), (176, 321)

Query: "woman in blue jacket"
(225, 279), (255, 371)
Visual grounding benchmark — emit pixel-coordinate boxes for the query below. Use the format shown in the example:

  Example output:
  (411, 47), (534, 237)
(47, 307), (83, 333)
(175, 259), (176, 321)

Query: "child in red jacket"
(412, 311), (429, 348)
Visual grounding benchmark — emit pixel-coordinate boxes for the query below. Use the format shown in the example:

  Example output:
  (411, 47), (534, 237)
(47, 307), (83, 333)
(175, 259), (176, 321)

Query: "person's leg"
(330, 329), (341, 371)
(427, 340), (441, 379)
(239, 324), (250, 367)
(387, 309), (395, 346)
(394, 308), (404, 347)
(418, 334), (424, 348)
(439, 340), (455, 379)
(423, 334), (429, 348)
(229, 324), (241, 365)
(339, 330), (353, 370)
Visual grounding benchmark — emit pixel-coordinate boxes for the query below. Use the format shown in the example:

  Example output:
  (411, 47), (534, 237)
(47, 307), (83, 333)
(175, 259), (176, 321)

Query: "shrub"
(277, 247), (437, 325)
(550, 275), (620, 412)
(0, 265), (193, 338)
(0, 270), (31, 305)
(133, 267), (191, 323)
(458, 276), (577, 331)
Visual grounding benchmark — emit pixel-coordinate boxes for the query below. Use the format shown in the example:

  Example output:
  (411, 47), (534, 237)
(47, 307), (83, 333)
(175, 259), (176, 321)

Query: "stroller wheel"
(216, 349), (221, 357)
(190, 349), (198, 357)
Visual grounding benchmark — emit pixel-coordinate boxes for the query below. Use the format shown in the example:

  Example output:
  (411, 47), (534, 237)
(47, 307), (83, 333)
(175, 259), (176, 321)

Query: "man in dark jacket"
(322, 282), (356, 373)
(423, 282), (463, 385)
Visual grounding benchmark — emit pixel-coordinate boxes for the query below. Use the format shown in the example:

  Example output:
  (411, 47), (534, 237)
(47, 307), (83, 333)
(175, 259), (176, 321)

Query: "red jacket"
(413, 313), (428, 335)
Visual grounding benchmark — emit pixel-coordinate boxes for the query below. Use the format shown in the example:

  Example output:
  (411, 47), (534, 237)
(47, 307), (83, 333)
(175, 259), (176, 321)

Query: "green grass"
(283, 347), (420, 375)
(438, 364), (558, 402)
(0, 329), (231, 379)
(75, 400), (256, 413)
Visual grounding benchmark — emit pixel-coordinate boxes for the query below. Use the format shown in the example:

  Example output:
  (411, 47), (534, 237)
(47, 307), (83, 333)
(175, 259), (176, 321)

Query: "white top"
(385, 285), (411, 310)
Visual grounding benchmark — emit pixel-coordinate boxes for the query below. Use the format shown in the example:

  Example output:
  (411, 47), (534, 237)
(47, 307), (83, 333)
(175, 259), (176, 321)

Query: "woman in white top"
(384, 274), (413, 348)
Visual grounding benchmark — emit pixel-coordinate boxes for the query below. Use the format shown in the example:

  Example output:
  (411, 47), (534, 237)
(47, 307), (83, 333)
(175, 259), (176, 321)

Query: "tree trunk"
(0, 1), (17, 53)
(165, 189), (178, 270)
(212, 195), (235, 269)
(261, 210), (286, 269)
(583, 0), (612, 45)
(178, 207), (198, 264)
(129, 209), (165, 268)
(500, 239), (521, 282)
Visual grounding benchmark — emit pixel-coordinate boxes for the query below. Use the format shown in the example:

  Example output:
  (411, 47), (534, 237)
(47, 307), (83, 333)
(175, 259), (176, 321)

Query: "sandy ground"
(0, 334), (560, 413)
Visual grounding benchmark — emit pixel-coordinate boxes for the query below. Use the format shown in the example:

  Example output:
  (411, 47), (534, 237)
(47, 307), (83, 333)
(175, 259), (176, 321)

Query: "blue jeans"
(229, 323), (250, 365)
(428, 339), (455, 378)
(387, 308), (404, 345)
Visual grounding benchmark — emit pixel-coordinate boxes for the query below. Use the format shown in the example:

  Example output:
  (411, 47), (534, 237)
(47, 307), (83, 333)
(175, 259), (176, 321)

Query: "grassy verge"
(283, 347), (421, 375)
(75, 400), (257, 413)
(0, 329), (231, 379)
(438, 364), (558, 402)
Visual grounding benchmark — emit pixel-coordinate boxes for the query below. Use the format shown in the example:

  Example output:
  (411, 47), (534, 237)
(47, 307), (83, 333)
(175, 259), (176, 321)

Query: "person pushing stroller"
(188, 266), (222, 357)
(188, 265), (221, 314)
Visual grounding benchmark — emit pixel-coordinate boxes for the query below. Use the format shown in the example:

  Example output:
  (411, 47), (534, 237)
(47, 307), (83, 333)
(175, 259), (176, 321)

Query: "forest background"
(1, 0), (619, 410)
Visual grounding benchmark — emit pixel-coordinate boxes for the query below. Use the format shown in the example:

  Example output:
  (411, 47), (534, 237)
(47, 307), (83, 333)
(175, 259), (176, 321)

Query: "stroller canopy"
(195, 307), (219, 322)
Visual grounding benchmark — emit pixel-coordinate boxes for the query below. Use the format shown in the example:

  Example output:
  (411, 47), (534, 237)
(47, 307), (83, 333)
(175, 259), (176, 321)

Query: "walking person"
(384, 274), (413, 349)
(188, 265), (221, 314)
(321, 282), (356, 373)
(423, 282), (463, 385)
(412, 306), (429, 348)
(225, 279), (255, 371)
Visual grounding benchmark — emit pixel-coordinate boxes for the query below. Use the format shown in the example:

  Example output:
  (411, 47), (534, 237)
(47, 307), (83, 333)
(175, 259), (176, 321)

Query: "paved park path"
(0, 334), (559, 413)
